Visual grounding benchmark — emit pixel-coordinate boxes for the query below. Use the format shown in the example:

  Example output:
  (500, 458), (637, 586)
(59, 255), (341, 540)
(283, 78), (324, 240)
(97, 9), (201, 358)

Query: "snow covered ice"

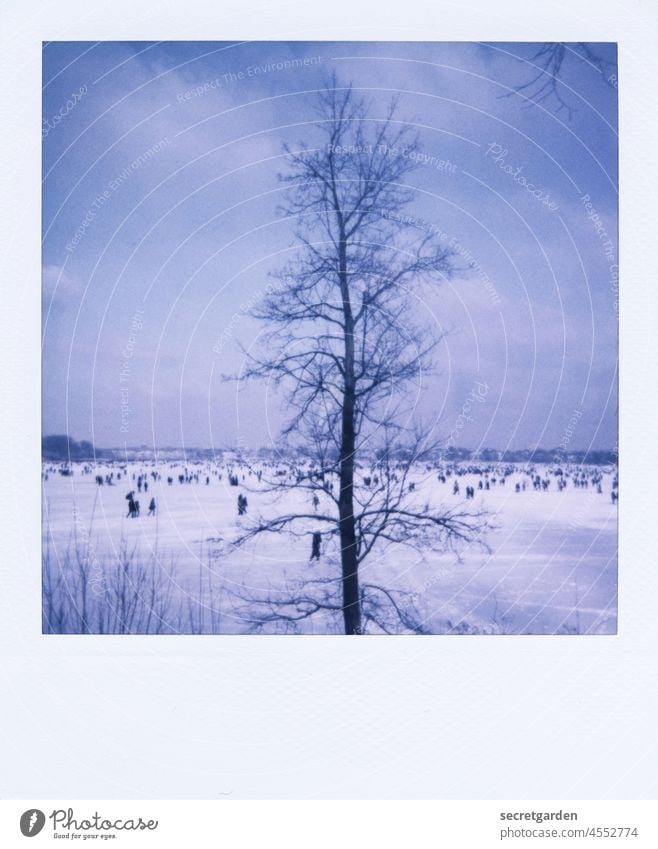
(42, 457), (617, 635)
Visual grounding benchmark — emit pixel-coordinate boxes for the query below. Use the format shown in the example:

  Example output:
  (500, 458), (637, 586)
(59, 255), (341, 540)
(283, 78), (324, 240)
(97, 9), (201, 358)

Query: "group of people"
(122, 485), (258, 521)
(95, 473), (119, 486)
(125, 491), (156, 518)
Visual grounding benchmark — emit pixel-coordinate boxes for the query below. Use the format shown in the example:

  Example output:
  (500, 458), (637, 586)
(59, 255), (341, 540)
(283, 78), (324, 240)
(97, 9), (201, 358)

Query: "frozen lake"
(42, 459), (618, 635)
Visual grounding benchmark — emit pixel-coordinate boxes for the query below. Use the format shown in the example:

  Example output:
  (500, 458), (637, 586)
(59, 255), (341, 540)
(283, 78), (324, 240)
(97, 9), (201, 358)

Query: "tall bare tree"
(235, 79), (487, 634)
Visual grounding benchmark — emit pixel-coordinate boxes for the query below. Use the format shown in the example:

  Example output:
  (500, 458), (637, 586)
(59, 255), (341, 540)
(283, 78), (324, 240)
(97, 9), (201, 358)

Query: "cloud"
(41, 42), (618, 449)
(42, 264), (82, 309)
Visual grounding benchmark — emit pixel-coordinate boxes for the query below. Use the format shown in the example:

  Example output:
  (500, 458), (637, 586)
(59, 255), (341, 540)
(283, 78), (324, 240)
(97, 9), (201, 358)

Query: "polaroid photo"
(41, 41), (618, 637)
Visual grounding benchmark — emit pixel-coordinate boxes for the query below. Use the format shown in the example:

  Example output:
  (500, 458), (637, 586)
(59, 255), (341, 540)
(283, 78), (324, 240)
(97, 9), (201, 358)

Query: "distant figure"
(453, 481), (459, 495)
(134, 500), (140, 517)
(312, 493), (320, 511)
(144, 481), (148, 492)
(148, 497), (156, 516)
(125, 491), (137, 518)
(237, 494), (248, 516)
(310, 531), (321, 561)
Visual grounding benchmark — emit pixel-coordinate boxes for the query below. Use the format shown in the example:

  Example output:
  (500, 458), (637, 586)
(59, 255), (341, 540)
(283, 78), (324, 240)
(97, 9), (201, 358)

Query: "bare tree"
(506, 43), (617, 118)
(234, 79), (488, 634)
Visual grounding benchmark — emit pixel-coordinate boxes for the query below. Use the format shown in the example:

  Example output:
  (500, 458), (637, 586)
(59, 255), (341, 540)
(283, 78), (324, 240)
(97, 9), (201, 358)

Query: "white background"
(1, 0), (656, 800)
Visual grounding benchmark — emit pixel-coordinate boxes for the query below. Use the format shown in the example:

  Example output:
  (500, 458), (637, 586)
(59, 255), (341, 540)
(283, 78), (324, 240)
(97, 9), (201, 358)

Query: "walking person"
(310, 531), (321, 561)
(148, 497), (156, 516)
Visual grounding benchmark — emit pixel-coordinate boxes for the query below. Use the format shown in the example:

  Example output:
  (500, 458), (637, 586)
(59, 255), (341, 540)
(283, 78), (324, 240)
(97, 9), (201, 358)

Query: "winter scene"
(42, 42), (618, 635)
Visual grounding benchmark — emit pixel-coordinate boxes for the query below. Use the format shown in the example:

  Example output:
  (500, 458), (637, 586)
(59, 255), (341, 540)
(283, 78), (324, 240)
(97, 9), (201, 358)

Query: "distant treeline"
(42, 434), (103, 461)
(458, 447), (618, 465)
(42, 435), (617, 466)
(252, 445), (618, 466)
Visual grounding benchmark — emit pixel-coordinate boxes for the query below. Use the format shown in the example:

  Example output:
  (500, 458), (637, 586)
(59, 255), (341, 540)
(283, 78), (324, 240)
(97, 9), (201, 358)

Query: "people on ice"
(148, 497), (156, 516)
(125, 491), (137, 518)
(310, 531), (322, 561)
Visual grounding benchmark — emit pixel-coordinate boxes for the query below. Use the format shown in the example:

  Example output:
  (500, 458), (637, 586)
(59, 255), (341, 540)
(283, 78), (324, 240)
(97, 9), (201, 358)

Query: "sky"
(42, 41), (618, 452)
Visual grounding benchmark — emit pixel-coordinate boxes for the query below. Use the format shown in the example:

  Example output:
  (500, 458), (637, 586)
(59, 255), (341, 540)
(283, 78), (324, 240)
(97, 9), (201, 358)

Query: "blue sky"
(42, 41), (617, 451)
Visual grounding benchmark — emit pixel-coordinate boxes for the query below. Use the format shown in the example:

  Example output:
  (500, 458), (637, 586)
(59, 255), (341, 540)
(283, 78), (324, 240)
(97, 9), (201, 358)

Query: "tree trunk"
(338, 234), (361, 635)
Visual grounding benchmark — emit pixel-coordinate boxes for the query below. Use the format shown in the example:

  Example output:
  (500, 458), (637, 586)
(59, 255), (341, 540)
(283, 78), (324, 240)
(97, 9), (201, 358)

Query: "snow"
(42, 459), (618, 634)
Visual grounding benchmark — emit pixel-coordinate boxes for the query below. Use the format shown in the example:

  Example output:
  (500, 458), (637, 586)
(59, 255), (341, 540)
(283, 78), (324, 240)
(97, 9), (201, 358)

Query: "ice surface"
(42, 459), (617, 635)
